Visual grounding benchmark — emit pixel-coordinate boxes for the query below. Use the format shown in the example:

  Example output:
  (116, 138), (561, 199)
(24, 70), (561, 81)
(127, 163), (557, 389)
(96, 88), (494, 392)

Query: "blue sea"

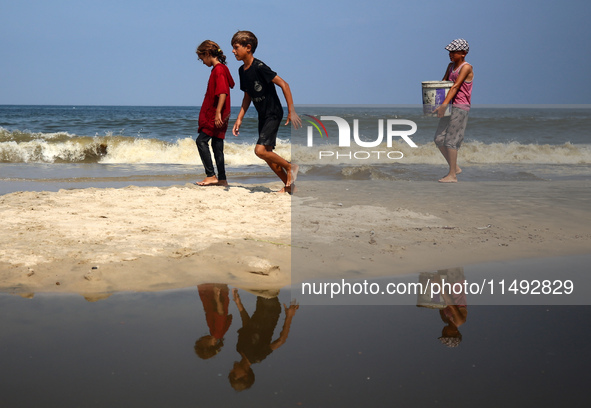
(1, 104), (590, 194)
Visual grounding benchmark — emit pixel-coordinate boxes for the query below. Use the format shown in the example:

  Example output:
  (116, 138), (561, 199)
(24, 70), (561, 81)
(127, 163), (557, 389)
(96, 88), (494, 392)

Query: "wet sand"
(292, 179), (591, 282)
(1, 179), (590, 295)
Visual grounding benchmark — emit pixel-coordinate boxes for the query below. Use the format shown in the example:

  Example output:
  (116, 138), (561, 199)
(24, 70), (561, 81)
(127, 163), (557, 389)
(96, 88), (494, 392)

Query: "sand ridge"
(0, 184), (291, 266)
(2, 180), (591, 296)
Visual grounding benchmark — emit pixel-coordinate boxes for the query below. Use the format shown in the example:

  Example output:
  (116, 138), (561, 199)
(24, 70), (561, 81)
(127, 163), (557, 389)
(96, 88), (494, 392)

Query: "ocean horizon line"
(2, 103), (591, 109)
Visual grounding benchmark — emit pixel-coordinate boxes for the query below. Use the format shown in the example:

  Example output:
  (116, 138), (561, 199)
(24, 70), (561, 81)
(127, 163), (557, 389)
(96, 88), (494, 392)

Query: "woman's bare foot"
(195, 175), (220, 186)
(441, 167), (461, 180)
(438, 175), (458, 183)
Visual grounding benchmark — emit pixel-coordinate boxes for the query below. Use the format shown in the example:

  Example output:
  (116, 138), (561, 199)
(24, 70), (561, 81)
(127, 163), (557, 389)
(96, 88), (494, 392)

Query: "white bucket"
(422, 81), (453, 117)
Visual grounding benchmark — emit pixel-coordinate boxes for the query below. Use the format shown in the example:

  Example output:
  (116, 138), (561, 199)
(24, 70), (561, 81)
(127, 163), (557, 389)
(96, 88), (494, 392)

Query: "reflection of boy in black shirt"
(231, 30), (302, 194)
(229, 288), (299, 391)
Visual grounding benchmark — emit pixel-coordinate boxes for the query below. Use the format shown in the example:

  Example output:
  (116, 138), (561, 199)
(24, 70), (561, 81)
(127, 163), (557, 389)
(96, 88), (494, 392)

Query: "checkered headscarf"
(439, 336), (462, 348)
(445, 38), (469, 53)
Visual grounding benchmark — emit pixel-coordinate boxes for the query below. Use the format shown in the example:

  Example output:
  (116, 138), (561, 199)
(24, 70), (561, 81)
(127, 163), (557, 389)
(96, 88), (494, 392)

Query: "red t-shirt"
(198, 63), (235, 139)
(198, 284), (233, 340)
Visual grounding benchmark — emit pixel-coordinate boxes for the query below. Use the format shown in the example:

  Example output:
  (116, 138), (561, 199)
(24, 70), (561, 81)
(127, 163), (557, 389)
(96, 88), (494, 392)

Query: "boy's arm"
(232, 93), (252, 136)
(442, 62), (453, 81)
(435, 64), (473, 117)
(270, 300), (299, 351)
(439, 305), (468, 327)
(272, 75), (302, 129)
(215, 94), (227, 128)
(232, 288), (251, 325)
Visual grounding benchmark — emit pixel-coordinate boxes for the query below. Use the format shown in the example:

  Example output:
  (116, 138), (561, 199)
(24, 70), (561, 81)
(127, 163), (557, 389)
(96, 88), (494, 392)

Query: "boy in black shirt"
(231, 30), (301, 193)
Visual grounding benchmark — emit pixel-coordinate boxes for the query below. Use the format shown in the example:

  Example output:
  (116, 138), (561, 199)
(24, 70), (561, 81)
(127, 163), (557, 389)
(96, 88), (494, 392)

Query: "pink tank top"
(448, 62), (472, 110)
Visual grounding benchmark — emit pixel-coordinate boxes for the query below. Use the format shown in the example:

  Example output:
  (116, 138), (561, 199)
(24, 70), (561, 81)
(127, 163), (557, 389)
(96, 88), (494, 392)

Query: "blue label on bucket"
(435, 88), (446, 106)
(422, 81), (452, 116)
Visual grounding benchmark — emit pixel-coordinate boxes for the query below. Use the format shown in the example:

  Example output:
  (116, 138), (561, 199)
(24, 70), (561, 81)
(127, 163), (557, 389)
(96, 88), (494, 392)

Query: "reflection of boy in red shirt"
(194, 283), (233, 360)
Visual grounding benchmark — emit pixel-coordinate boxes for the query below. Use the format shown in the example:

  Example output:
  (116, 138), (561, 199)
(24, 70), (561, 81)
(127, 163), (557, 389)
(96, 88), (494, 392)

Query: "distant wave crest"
(1, 128), (590, 165)
(0, 128), (290, 165)
(292, 141), (591, 165)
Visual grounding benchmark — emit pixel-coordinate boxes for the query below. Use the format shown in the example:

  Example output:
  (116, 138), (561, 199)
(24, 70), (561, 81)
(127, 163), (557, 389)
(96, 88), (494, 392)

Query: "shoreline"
(1, 179), (591, 296)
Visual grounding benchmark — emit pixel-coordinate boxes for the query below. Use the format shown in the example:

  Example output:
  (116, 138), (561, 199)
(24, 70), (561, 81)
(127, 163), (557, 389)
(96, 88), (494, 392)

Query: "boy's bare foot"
(286, 163), (299, 187)
(277, 184), (296, 194)
(217, 180), (229, 187)
(195, 176), (220, 186)
(438, 175), (458, 183)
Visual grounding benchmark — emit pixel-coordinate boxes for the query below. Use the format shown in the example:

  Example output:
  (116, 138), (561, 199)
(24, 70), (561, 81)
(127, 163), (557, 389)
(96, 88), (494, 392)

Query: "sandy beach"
(1, 179), (591, 296)
(0, 183), (292, 295)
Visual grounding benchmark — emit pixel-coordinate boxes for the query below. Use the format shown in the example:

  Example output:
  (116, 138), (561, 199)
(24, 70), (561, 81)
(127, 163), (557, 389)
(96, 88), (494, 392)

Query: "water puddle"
(1, 271), (590, 406)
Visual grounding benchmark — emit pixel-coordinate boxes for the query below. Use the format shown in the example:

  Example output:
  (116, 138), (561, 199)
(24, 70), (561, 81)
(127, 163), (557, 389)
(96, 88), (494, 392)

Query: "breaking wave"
(2, 128), (590, 165)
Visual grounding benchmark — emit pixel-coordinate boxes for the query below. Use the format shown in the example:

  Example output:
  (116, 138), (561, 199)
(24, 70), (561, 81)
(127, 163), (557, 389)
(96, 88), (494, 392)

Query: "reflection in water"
(195, 283), (233, 360)
(0, 281), (589, 406)
(229, 288), (299, 391)
(192, 283), (299, 390)
(417, 267), (468, 347)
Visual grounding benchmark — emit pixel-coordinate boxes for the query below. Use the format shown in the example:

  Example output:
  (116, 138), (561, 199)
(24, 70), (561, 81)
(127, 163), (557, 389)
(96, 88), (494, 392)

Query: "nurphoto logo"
(303, 115), (418, 160)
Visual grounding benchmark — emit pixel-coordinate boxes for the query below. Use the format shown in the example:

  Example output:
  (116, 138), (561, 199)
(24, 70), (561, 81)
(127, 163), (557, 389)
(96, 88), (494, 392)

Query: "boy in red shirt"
(195, 40), (235, 186)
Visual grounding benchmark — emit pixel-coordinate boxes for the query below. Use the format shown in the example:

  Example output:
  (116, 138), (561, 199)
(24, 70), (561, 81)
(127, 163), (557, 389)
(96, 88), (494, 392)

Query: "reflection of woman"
(439, 304), (467, 347)
(194, 283), (233, 360)
(229, 289), (298, 391)
(435, 269), (467, 348)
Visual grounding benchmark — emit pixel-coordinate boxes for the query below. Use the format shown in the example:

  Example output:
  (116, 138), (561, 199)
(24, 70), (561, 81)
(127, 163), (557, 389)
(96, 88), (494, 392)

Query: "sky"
(1, 0), (590, 106)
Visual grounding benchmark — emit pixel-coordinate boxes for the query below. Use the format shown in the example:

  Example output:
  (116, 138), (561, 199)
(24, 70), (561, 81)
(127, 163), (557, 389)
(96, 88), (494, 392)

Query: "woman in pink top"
(433, 38), (474, 183)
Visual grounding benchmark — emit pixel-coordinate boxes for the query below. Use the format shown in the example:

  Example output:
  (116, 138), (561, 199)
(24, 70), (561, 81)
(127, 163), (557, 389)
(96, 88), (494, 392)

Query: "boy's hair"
(194, 335), (224, 360)
(196, 40), (227, 65)
(228, 367), (255, 391)
(231, 30), (258, 53)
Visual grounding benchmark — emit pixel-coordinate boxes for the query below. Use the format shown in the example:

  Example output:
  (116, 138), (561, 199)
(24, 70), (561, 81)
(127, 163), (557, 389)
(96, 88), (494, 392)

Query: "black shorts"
(256, 116), (282, 148)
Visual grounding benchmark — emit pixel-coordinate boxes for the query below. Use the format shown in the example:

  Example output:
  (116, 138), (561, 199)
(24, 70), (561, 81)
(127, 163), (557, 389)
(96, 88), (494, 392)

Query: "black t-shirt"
(236, 297), (281, 364)
(239, 58), (284, 119)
